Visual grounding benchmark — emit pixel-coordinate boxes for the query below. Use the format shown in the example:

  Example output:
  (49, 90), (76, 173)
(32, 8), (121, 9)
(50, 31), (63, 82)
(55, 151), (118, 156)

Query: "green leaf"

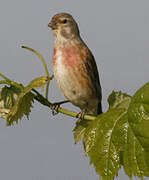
(128, 82), (149, 146)
(26, 76), (50, 92)
(124, 82), (149, 178)
(108, 91), (131, 110)
(74, 91), (131, 145)
(73, 120), (91, 144)
(7, 92), (34, 126)
(73, 89), (149, 180)
(122, 123), (149, 179)
(7, 76), (49, 125)
(0, 86), (21, 119)
(83, 109), (127, 180)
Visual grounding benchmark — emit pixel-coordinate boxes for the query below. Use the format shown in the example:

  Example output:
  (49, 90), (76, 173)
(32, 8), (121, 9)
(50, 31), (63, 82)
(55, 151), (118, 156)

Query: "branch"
(21, 46), (51, 99)
(32, 89), (96, 121)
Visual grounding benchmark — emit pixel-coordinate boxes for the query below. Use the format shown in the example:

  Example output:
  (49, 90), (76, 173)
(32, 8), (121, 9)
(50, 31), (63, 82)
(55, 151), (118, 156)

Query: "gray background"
(0, 0), (148, 179)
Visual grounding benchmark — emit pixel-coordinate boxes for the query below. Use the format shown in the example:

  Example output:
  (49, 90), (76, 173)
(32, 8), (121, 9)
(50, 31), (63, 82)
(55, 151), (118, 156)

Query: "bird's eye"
(62, 19), (67, 24)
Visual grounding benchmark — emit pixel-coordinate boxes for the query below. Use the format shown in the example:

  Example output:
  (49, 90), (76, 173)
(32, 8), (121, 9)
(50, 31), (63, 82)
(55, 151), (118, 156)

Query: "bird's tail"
(97, 102), (102, 114)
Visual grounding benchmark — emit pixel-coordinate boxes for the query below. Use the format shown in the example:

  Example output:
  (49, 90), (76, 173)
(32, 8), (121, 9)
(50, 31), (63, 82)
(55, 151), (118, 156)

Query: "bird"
(48, 13), (102, 117)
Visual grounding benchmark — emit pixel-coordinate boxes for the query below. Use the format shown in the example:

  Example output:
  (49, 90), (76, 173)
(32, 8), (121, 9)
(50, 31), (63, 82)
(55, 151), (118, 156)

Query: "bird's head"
(48, 13), (80, 41)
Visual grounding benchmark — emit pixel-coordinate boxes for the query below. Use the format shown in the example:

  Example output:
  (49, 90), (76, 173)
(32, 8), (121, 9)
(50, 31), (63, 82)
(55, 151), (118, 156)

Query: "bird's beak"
(48, 21), (57, 30)
(48, 22), (52, 28)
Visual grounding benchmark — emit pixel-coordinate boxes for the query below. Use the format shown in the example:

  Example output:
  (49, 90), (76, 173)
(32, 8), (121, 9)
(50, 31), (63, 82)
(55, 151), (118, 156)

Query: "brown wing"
(84, 45), (102, 113)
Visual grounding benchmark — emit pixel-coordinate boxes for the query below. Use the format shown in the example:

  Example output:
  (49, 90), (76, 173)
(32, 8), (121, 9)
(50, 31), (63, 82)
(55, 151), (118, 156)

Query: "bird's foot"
(76, 109), (86, 123)
(51, 103), (61, 116)
(51, 100), (70, 116)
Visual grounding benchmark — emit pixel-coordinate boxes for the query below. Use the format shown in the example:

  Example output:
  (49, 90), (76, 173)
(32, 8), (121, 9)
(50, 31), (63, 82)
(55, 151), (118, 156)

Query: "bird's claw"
(51, 100), (70, 116)
(51, 103), (60, 116)
(76, 109), (86, 123)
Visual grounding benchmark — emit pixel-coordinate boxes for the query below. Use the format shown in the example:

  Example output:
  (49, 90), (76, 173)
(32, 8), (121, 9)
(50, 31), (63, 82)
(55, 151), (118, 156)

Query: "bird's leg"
(76, 102), (89, 123)
(76, 108), (87, 124)
(51, 100), (70, 116)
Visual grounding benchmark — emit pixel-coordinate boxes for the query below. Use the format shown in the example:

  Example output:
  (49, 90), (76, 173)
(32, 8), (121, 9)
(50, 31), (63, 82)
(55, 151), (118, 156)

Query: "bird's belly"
(52, 58), (88, 108)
